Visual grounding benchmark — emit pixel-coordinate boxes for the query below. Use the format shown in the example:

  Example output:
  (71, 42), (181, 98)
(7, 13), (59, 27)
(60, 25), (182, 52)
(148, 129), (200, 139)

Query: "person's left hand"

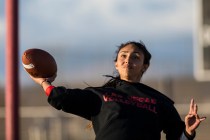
(185, 99), (206, 135)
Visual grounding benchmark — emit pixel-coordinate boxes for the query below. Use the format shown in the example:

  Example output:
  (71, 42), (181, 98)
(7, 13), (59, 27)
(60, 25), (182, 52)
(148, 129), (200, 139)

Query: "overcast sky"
(0, 0), (200, 86)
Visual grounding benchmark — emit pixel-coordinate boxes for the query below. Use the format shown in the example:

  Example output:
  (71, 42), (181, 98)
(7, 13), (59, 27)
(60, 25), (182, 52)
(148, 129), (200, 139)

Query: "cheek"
(115, 58), (123, 67)
(135, 62), (144, 69)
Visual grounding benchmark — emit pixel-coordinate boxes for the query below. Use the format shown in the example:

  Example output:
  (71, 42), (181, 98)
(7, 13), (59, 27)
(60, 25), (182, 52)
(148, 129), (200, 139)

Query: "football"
(22, 48), (57, 78)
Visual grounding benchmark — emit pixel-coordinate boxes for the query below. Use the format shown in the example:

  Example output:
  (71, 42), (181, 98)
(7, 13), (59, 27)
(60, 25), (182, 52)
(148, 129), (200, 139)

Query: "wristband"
(45, 85), (55, 96)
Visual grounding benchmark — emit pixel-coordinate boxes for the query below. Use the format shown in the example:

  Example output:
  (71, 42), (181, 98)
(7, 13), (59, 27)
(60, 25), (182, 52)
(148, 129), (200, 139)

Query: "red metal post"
(5, 0), (19, 140)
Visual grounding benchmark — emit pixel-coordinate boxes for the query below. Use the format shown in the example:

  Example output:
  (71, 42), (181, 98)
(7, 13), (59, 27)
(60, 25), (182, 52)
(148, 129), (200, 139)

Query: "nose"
(125, 55), (132, 64)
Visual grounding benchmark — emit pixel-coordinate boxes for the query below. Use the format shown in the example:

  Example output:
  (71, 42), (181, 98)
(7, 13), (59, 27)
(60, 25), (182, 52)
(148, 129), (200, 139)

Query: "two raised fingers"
(188, 99), (206, 121)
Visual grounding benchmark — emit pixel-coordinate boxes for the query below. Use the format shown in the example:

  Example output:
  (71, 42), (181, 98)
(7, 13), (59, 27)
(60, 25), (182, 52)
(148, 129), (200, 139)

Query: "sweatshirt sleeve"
(47, 86), (102, 120)
(180, 130), (196, 140)
(161, 102), (186, 140)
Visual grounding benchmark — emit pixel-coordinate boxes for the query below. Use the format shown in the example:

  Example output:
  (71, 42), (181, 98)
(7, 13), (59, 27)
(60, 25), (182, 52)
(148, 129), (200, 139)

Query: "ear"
(142, 64), (149, 72)
(115, 62), (118, 71)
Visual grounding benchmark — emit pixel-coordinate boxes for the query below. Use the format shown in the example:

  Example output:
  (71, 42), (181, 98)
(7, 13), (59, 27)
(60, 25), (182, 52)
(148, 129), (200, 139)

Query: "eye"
(132, 54), (140, 60)
(120, 54), (127, 58)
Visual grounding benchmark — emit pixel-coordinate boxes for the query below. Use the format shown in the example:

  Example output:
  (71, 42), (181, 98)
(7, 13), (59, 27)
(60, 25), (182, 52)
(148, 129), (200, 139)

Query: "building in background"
(193, 0), (210, 81)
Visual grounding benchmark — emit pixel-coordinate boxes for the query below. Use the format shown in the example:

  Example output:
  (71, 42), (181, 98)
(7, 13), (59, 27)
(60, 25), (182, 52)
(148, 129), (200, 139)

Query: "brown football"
(22, 48), (57, 78)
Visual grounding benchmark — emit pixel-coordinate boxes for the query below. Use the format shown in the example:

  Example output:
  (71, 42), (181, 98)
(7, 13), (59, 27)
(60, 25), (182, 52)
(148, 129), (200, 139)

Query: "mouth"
(124, 65), (133, 69)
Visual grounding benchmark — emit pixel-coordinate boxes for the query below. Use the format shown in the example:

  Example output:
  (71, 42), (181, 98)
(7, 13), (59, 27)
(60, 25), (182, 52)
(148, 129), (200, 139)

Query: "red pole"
(5, 0), (19, 140)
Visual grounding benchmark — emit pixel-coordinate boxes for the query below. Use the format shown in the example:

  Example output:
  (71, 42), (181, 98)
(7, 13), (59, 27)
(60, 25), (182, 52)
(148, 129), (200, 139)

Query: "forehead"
(119, 44), (144, 54)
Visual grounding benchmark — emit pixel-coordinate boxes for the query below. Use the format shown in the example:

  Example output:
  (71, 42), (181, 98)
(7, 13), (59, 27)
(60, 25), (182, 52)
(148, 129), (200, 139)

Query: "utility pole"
(5, 0), (19, 140)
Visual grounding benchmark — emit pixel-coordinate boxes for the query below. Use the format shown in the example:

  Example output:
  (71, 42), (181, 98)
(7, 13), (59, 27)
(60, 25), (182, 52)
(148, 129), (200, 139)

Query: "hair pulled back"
(103, 41), (152, 87)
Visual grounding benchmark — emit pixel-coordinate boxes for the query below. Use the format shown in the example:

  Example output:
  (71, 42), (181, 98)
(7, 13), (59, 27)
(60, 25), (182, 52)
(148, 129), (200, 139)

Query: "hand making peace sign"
(185, 99), (206, 135)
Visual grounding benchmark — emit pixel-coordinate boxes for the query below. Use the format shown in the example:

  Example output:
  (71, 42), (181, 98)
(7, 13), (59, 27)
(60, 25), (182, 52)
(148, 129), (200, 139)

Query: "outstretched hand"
(185, 99), (206, 135)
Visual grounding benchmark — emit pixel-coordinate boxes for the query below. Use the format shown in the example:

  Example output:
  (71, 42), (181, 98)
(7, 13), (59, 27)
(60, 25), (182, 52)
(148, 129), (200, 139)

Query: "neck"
(120, 77), (141, 83)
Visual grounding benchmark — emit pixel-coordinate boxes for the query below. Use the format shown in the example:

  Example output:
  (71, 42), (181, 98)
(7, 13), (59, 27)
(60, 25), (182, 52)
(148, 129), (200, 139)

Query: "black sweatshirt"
(47, 80), (189, 140)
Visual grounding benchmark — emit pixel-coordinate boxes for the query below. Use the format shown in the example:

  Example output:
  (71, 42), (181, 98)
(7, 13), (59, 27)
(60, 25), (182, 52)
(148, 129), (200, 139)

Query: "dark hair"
(103, 41), (152, 87)
(114, 41), (151, 65)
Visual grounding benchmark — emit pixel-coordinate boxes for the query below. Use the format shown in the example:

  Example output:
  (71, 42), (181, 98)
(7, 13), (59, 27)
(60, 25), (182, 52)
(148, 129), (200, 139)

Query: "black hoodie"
(48, 80), (186, 140)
